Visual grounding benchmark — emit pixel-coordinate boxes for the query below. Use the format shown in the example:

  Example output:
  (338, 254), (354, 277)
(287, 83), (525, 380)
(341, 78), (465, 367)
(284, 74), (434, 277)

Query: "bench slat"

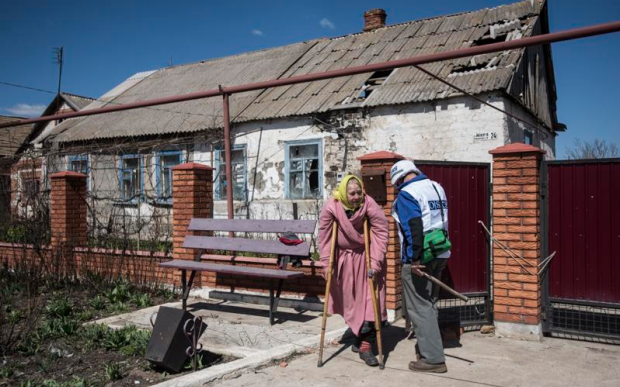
(188, 219), (316, 234)
(159, 260), (305, 280)
(183, 235), (310, 256)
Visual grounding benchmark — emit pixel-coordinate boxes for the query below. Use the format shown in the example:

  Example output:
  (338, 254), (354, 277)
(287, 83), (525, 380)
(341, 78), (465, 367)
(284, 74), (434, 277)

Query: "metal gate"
(416, 161), (491, 327)
(542, 159), (620, 340)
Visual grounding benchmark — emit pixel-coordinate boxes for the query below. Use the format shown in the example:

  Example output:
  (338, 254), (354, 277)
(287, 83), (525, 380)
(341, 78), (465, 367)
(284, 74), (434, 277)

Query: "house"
(8, 93), (94, 217)
(0, 115), (35, 220)
(34, 0), (562, 240)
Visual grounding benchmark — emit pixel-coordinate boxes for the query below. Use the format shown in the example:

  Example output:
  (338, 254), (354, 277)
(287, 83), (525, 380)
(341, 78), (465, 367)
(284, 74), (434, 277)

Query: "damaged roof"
(47, 0), (550, 143)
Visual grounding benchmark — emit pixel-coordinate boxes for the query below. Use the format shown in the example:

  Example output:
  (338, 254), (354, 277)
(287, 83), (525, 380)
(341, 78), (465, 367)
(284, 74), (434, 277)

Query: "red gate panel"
(416, 162), (490, 294)
(547, 161), (620, 303)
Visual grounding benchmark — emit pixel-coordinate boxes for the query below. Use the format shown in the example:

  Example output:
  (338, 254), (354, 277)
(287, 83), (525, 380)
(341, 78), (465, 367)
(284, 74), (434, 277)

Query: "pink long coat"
(318, 195), (389, 336)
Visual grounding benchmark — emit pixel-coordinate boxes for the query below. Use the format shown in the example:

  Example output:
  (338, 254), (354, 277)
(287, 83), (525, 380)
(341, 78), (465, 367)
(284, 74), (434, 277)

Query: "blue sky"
(0, 0), (618, 158)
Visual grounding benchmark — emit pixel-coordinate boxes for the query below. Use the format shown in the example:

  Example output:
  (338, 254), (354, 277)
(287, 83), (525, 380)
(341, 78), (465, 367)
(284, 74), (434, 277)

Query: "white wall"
(189, 92), (555, 219)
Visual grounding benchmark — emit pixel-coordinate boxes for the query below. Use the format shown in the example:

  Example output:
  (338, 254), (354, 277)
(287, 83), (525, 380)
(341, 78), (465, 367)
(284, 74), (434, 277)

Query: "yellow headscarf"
(333, 175), (365, 211)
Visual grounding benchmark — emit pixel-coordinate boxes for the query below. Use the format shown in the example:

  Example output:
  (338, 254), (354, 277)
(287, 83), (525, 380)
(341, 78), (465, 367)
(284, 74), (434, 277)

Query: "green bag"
(421, 184), (451, 264)
(422, 229), (451, 264)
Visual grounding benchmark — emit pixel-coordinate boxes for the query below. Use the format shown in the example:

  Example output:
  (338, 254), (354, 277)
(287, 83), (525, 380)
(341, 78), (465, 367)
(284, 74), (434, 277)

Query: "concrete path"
(96, 298), (620, 387)
(209, 321), (620, 387)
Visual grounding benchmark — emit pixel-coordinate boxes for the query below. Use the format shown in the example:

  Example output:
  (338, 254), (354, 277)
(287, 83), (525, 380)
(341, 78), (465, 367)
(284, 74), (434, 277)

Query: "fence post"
(358, 150), (405, 322)
(171, 162), (213, 288)
(50, 171), (88, 276)
(489, 143), (546, 340)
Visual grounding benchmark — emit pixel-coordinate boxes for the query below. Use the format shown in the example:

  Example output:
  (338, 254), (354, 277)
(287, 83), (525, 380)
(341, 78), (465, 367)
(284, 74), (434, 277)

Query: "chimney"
(363, 9), (387, 32)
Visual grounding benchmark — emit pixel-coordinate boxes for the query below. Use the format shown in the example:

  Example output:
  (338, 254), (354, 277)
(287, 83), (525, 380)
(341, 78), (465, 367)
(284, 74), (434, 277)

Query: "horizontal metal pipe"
(1, 20), (619, 129)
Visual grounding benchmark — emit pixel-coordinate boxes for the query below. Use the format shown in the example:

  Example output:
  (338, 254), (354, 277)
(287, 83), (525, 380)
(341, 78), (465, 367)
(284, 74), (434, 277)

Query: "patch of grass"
(106, 283), (131, 304)
(89, 295), (106, 310)
(101, 325), (150, 357)
(132, 293), (151, 308)
(104, 362), (123, 381)
(45, 295), (74, 319)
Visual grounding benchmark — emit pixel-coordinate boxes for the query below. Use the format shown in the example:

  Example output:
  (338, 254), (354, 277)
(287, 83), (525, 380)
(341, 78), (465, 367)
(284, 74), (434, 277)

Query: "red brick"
(495, 296), (523, 307)
(494, 312), (523, 323)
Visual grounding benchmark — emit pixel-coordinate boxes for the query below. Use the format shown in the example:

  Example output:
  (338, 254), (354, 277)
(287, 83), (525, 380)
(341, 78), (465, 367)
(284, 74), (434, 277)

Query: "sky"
(0, 0), (619, 159)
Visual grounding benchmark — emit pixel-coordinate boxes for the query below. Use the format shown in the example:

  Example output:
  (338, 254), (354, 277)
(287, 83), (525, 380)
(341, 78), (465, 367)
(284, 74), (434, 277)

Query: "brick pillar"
(50, 171), (87, 247)
(171, 163), (213, 287)
(489, 143), (546, 340)
(50, 172), (87, 275)
(358, 150), (405, 322)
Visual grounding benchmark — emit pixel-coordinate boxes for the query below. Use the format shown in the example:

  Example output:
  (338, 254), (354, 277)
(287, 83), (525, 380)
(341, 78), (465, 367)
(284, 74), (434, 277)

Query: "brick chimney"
(363, 9), (387, 32)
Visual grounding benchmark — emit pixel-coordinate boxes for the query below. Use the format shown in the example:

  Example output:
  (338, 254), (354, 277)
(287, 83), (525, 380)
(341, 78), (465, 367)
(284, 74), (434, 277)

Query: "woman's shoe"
(351, 336), (361, 353)
(359, 351), (379, 366)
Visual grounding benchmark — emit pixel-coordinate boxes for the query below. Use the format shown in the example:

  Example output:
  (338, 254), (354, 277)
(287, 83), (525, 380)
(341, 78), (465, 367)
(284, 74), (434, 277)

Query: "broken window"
(215, 145), (246, 201)
(286, 140), (322, 199)
(119, 155), (142, 203)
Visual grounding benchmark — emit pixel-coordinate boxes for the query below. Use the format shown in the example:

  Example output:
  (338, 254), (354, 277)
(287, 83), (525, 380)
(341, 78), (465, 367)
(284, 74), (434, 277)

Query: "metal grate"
(438, 295), (491, 327)
(547, 301), (620, 342)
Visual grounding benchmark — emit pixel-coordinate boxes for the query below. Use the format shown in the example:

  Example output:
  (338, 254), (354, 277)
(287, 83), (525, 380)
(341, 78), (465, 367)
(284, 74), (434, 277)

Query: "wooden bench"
(160, 218), (316, 325)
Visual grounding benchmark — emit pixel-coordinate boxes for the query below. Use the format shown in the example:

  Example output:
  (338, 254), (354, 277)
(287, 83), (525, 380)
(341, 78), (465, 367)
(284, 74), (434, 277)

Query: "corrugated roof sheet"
(49, 0), (545, 143)
(0, 116), (35, 157)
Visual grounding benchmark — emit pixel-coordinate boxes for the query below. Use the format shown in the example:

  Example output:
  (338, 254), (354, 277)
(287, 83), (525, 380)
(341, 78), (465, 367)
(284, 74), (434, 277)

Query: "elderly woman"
(318, 175), (389, 366)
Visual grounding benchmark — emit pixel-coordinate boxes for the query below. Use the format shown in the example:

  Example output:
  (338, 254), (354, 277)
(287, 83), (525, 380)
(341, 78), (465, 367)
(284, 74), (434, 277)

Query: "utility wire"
(0, 80), (56, 95)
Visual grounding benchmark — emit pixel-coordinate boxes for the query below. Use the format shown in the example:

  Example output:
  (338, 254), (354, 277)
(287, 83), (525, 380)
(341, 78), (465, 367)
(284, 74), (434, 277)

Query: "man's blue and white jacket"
(392, 174), (450, 264)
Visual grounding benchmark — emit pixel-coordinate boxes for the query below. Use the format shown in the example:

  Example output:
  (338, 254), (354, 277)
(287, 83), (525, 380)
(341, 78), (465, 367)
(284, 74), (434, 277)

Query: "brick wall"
(0, 242), (171, 285)
(489, 143), (545, 331)
(358, 150), (405, 316)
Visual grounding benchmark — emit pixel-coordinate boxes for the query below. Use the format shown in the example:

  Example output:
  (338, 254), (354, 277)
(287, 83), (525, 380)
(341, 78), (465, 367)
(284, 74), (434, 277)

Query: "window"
(118, 155), (142, 203)
(68, 155), (89, 175)
(286, 140), (322, 199)
(215, 146), (246, 201)
(155, 151), (182, 203)
(23, 178), (40, 203)
(524, 130), (534, 145)
(68, 155), (89, 190)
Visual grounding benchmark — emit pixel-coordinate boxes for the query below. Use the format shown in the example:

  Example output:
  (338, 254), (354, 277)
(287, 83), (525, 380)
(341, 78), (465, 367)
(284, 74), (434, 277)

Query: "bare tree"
(565, 139), (619, 160)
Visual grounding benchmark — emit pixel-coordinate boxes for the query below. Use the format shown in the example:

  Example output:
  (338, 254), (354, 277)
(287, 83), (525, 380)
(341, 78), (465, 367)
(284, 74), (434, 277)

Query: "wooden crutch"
(317, 222), (338, 367)
(363, 218), (385, 370)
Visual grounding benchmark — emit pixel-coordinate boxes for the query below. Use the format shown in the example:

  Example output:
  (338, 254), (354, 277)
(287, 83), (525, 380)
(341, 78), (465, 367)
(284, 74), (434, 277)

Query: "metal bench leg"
(181, 269), (197, 310)
(269, 279), (285, 326)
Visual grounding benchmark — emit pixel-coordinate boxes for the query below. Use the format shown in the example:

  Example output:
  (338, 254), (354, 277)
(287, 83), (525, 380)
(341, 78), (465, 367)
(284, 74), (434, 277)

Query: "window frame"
(67, 155), (90, 190)
(117, 154), (143, 204)
(285, 139), (323, 200)
(154, 150), (183, 204)
(214, 144), (247, 201)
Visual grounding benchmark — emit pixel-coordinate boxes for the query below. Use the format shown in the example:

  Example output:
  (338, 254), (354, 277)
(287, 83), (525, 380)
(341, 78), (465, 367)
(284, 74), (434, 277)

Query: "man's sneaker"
(359, 351), (379, 367)
(408, 360), (447, 373)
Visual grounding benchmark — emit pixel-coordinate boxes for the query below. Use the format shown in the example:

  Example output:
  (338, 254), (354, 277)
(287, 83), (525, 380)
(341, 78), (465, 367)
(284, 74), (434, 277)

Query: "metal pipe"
(222, 93), (234, 224)
(1, 20), (619, 129)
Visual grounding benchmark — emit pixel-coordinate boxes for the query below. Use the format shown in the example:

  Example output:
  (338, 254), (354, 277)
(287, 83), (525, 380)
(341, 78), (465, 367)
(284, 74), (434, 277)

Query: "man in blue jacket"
(390, 159), (449, 373)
